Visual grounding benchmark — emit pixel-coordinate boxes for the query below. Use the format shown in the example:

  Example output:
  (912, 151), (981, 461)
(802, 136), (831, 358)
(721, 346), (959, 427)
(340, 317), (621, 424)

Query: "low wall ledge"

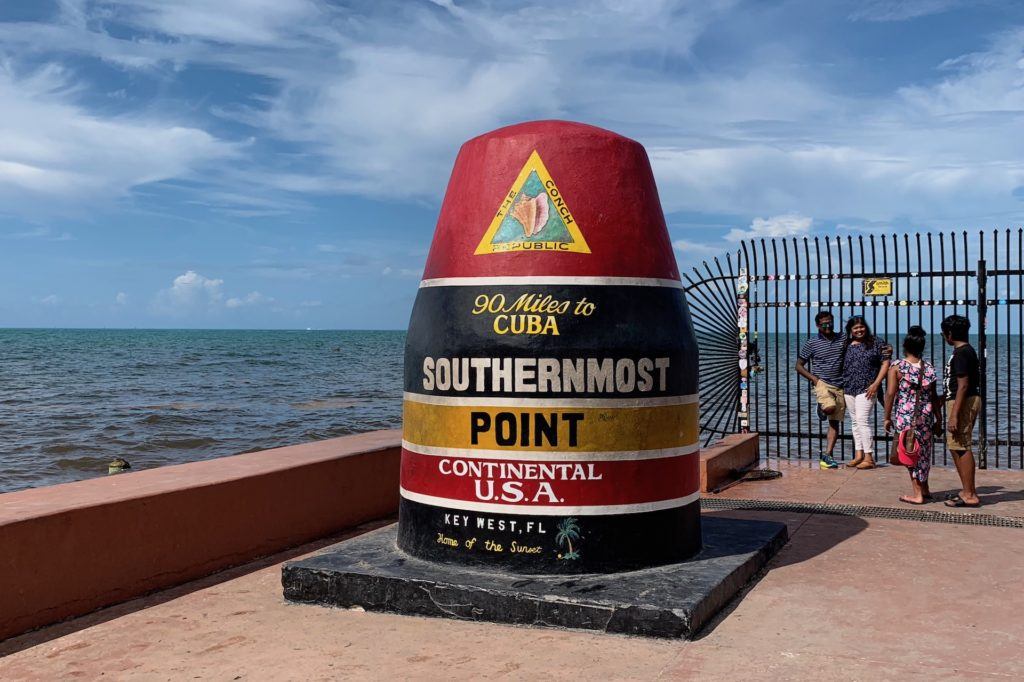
(0, 429), (403, 642)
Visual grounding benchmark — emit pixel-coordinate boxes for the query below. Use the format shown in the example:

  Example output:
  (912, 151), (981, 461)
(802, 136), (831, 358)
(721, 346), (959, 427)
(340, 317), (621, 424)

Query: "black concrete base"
(282, 516), (787, 639)
(397, 497), (703, 573)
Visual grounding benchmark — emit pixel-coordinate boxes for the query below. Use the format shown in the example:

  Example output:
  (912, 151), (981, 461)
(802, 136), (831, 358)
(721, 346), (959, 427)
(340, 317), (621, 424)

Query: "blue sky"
(1, 0), (1023, 329)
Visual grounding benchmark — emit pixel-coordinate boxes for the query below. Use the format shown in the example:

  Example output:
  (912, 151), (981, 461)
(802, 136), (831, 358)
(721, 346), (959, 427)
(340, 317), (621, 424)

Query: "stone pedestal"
(282, 516), (786, 639)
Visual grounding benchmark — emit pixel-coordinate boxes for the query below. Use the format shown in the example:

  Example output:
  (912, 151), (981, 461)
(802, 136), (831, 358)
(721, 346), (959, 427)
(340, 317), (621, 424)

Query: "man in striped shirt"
(795, 310), (845, 469)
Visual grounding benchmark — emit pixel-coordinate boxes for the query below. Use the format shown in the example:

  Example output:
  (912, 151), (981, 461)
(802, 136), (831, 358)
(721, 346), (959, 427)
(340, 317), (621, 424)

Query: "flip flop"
(944, 495), (981, 508)
(899, 496), (926, 505)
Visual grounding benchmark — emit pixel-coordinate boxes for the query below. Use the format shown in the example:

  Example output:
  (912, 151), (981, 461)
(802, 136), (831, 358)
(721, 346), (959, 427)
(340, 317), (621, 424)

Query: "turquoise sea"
(0, 329), (405, 493)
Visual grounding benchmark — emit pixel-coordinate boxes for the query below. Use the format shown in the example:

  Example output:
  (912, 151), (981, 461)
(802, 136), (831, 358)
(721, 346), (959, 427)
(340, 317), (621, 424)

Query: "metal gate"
(684, 229), (1024, 469)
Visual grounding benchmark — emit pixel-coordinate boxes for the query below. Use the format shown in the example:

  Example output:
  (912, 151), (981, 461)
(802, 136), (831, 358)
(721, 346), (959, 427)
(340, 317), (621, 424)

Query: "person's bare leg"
(900, 472), (926, 504)
(826, 420), (839, 456)
(952, 450), (979, 504)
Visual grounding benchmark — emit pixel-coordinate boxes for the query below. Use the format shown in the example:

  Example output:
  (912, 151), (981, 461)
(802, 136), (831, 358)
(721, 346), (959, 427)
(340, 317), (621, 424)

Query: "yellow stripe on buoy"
(403, 400), (698, 452)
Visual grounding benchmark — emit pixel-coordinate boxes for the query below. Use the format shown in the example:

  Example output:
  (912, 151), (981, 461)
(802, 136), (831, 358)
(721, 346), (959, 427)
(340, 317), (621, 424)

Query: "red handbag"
(896, 428), (920, 466)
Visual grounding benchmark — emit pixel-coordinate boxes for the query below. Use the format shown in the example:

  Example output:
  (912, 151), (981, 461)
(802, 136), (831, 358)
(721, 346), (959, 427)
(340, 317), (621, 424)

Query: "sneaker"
(819, 454), (839, 470)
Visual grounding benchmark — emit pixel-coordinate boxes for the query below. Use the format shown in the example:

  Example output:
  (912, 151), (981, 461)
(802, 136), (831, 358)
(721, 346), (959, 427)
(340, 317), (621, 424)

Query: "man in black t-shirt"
(941, 315), (982, 507)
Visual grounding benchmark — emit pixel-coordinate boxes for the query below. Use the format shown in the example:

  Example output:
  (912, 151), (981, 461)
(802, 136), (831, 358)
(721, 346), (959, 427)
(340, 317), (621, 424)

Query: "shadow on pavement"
(928, 484), (1024, 509)
(693, 510), (868, 639)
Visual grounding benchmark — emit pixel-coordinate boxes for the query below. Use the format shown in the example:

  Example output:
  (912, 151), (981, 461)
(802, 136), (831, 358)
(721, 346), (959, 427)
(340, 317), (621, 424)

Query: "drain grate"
(701, 497), (1024, 528)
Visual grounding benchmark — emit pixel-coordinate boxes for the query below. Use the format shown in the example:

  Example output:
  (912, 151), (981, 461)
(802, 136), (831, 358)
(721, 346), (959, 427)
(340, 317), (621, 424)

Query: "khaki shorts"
(946, 396), (982, 451)
(815, 381), (846, 421)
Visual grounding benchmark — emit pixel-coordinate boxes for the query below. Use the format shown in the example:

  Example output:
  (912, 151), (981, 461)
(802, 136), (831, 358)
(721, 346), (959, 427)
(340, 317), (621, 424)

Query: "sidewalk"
(3, 467), (1024, 680)
(721, 457), (1024, 517)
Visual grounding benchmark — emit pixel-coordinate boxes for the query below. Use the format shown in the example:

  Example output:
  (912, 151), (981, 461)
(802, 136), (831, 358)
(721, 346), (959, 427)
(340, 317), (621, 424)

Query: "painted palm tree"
(555, 518), (581, 560)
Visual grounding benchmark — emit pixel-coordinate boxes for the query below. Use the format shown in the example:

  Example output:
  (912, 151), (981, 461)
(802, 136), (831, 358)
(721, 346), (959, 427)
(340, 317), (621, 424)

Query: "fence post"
(738, 266), (749, 433)
(977, 258), (988, 469)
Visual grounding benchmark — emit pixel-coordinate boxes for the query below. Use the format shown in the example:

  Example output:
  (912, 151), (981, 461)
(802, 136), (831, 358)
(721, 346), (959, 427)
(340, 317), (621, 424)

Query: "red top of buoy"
(422, 120), (679, 281)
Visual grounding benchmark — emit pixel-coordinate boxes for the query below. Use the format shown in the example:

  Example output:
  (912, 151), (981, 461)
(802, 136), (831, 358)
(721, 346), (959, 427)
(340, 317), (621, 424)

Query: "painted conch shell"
(511, 192), (549, 237)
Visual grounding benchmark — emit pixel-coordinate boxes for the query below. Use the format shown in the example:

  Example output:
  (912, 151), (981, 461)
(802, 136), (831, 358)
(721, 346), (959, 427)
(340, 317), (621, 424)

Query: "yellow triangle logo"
(474, 150), (591, 255)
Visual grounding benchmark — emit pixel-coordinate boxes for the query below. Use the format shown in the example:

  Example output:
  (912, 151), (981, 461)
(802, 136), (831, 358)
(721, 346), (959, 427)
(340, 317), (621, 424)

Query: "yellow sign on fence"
(863, 278), (893, 296)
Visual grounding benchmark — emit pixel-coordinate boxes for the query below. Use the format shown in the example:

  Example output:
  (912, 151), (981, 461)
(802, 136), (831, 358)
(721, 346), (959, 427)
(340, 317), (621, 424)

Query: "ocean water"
(7, 327), (1023, 495)
(0, 329), (405, 493)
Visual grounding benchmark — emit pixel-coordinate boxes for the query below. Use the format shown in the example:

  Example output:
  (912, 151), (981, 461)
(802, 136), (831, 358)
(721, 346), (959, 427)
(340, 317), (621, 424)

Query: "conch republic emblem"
(400, 120), (700, 574)
(474, 151), (591, 254)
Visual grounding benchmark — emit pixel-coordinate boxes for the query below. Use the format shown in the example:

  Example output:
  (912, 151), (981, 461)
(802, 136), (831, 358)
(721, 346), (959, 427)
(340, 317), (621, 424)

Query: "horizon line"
(0, 326), (409, 332)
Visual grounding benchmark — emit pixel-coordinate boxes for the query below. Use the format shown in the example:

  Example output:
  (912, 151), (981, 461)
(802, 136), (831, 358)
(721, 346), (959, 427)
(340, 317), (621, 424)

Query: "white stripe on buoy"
(419, 276), (684, 289)
(401, 440), (699, 461)
(399, 488), (701, 516)
(402, 391), (699, 408)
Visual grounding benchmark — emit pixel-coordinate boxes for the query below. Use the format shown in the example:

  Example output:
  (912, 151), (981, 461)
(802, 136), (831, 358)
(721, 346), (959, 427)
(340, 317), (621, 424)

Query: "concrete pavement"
(3, 465), (1024, 680)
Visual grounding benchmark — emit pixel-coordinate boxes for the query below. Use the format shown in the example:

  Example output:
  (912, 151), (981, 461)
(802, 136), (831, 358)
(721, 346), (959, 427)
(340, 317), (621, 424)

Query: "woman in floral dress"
(883, 326), (944, 504)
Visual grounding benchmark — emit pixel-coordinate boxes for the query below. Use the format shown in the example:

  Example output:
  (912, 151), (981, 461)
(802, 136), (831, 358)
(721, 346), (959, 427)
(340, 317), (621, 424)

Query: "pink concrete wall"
(0, 430), (401, 642)
(699, 433), (760, 492)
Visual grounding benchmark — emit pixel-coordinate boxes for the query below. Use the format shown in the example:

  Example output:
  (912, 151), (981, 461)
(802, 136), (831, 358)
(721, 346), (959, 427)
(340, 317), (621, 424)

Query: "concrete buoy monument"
(400, 120), (701, 573)
(284, 121), (787, 638)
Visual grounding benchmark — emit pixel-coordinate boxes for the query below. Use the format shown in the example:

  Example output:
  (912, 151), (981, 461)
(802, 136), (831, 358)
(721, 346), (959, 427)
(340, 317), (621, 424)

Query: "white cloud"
(900, 28), (1024, 115)
(256, 47), (559, 198)
(225, 291), (268, 308)
(849, 0), (963, 22)
(38, 294), (60, 305)
(115, 292), (128, 305)
(152, 271), (280, 315)
(110, 0), (323, 46)
(382, 265), (423, 278)
(5, 225), (74, 241)
(672, 237), (734, 271)
(725, 214), (813, 243)
(0, 62), (237, 208)
(185, 191), (307, 218)
(154, 270), (224, 313)
(0, 0), (736, 201)
(673, 238), (724, 257)
(0, 0), (1021, 234)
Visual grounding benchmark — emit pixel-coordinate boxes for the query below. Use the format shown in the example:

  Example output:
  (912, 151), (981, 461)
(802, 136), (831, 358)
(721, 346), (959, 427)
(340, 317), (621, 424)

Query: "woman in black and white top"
(841, 316), (891, 469)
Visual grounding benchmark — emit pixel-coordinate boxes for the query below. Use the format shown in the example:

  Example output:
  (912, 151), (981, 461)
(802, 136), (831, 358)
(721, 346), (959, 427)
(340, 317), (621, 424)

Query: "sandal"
(944, 495), (981, 508)
(855, 460), (876, 470)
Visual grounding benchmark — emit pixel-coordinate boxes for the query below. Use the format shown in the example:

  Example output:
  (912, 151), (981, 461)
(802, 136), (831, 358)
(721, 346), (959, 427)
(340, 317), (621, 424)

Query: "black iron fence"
(684, 229), (1024, 469)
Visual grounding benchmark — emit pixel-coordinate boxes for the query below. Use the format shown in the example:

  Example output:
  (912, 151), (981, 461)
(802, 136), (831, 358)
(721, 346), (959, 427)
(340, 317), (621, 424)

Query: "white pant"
(844, 392), (875, 453)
